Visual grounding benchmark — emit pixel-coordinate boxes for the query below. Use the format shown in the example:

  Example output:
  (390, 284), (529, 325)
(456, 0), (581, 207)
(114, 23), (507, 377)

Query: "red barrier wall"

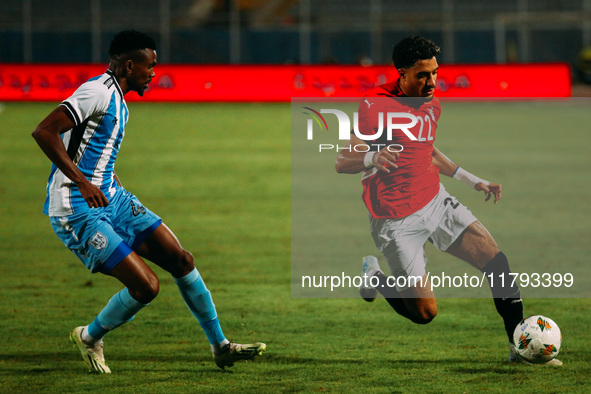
(0, 63), (571, 102)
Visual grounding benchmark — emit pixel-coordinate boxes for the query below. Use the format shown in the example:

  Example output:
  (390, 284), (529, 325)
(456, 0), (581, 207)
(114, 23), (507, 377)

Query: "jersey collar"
(105, 69), (125, 100)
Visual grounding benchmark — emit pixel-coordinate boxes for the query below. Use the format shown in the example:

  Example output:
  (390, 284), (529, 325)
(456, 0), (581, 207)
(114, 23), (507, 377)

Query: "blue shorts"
(50, 188), (162, 274)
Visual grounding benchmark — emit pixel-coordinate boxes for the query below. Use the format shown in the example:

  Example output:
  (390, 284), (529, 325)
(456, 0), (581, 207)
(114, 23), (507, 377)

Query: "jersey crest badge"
(89, 231), (108, 250)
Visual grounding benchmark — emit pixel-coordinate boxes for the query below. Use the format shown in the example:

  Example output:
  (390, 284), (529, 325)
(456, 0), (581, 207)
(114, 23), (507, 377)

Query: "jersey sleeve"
(432, 98), (442, 122)
(60, 79), (110, 126)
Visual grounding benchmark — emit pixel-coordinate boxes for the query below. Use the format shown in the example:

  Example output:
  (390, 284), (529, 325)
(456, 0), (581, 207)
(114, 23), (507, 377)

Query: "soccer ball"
(513, 315), (561, 364)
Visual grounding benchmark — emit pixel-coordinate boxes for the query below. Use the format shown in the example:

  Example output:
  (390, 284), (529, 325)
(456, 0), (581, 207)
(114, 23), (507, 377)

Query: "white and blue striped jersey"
(43, 70), (129, 216)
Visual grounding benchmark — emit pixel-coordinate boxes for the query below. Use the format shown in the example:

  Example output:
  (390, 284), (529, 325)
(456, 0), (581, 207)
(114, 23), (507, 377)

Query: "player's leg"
(426, 189), (536, 362)
(399, 277), (438, 322)
(443, 221), (525, 356)
(134, 223), (227, 348)
(72, 193), (161, 343)
(53, 210), (159, 373)
(89, 252), (159, 338)
(135, 223), (265, 369)
(444, 221), (499, 270)
(70, 253), (158, 373)
(377, 273), (438, 323)
(428, 188), (523, 340)
(364, 213), (438, 324)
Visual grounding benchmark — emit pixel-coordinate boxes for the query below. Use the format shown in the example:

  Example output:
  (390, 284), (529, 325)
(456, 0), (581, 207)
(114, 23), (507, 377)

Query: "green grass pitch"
(0, 101), (590, 392)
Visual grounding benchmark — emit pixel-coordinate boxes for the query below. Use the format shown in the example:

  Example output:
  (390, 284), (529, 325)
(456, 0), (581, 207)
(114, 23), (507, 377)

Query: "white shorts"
(369, 184), (477, 291)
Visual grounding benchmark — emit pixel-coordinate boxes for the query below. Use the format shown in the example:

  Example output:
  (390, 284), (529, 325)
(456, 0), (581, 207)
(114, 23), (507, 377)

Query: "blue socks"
(174, 268), (227, 348)
(84, 268), (227, 351)
(86, 287), (148, 341)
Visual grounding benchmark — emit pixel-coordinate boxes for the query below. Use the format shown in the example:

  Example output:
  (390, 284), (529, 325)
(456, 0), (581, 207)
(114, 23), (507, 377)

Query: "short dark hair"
(392, 36), (441, 69)
(109, 30), (156, 59)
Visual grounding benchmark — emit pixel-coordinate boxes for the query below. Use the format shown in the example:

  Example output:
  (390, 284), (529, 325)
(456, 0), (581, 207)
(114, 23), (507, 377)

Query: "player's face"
(127, 49), (157, 97)
(398, 57), (438, 98)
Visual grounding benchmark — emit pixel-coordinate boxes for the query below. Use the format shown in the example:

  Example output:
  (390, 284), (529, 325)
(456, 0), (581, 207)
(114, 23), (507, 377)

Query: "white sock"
(81, 326), (99, 345)
(212, 339), (230, 354)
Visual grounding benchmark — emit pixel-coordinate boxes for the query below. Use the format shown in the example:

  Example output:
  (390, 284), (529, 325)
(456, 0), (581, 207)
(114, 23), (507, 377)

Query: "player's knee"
(141, 278), (160, 303)
(129, 275), (160, 304)
(178, 249), (195, 272)
(168, 248), (195, 278)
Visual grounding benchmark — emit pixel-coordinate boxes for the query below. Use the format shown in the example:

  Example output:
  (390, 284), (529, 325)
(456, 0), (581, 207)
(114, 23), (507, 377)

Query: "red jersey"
(358, 80), (441, 219)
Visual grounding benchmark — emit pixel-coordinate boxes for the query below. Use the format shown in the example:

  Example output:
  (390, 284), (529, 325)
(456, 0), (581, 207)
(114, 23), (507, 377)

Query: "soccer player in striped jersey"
(335, 36), (560, 366)
(32, 30), (265, 373)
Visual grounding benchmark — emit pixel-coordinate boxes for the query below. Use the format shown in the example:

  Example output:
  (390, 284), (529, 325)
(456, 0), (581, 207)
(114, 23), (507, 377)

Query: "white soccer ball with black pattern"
(513, 315), (561, 364)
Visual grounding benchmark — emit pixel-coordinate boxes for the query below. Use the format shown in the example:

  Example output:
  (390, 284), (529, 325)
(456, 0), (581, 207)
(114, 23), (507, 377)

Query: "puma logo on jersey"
(364, 99), (374, 108)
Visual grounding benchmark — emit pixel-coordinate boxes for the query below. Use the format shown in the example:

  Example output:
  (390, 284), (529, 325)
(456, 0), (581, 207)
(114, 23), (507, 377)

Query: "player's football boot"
(69, 326), (111, 373)
(359, 255), (381, 302)
(213, 342), (266, 370)
(507, 345), (562, 366)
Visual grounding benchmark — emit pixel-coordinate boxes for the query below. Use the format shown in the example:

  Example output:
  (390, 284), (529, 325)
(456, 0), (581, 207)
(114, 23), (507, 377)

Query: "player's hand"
(475, 182), (502, 204)
(77, 180), (109, 208)
(373, 149), (400, 173)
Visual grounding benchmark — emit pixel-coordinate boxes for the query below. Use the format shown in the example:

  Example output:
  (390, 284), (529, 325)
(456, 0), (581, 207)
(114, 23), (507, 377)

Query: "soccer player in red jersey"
(335, 36), (560, 365)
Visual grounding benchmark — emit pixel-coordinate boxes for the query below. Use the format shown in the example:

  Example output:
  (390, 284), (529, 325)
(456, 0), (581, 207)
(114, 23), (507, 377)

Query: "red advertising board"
(0, 63), (570, 102)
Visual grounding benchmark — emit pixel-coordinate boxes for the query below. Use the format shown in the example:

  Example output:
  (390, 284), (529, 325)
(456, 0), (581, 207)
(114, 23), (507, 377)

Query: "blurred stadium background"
(1, 0), (591, 79)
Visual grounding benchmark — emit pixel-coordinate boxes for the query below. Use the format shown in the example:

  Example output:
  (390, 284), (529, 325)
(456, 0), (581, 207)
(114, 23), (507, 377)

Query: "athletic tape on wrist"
(452, 167), (490, 189)
(363, 152), (376, 168)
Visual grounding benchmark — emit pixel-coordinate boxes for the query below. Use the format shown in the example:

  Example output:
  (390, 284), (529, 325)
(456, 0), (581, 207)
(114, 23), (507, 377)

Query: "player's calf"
(479, 251), (523, 343)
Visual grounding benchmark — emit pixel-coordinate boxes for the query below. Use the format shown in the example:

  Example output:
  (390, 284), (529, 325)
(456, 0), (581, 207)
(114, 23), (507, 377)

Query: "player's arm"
(432, 146), (502, 204)
(32, 105), (109, 208)
(431, 146), (457, 177)
(335, 134), (399, 174)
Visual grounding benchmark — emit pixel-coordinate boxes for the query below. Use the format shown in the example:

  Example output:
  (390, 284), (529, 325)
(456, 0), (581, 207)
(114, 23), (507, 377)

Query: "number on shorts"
(444, 197), (459, 209)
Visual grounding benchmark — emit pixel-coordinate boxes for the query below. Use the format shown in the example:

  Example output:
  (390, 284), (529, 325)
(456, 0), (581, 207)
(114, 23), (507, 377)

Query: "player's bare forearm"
(335, 140), (367, 174)
(32, 108), (88, 185)
(432, 146), (457, 177)
(32, 106), (109, 207)
(336, 135), (399, 174)
(432, 146), (502, 204)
